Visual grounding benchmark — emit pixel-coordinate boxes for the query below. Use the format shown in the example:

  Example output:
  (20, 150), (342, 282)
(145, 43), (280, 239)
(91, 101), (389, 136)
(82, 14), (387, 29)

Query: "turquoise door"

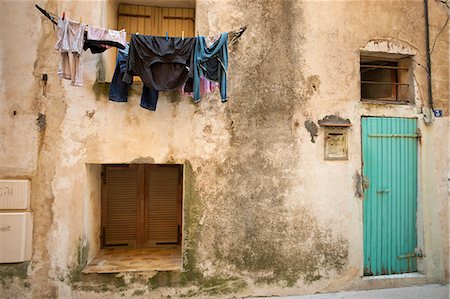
(362, 117), (418, 276)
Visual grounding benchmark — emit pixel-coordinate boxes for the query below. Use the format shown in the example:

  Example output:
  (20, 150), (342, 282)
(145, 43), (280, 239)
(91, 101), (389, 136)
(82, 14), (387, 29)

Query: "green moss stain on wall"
(0, 263), (30, 288)
(189, 0), (349, 286)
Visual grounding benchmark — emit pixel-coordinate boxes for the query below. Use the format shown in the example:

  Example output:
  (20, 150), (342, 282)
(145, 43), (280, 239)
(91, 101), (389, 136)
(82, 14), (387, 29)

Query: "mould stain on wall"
(189, 0), (349, 287)
(27, 0), (68, 297)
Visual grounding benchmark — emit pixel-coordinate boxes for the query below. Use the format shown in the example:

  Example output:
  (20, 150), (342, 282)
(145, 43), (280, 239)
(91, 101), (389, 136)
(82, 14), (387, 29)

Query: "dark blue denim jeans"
(109, 45), (159, 111)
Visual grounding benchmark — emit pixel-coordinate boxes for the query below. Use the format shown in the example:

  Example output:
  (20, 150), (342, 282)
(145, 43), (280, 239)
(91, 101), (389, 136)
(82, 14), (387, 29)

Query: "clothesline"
(37, 3), (246, 111)
(34, 4), (247, 43)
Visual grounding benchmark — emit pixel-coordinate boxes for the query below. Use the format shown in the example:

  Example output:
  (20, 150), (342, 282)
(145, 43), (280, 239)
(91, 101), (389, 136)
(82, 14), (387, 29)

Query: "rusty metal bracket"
(35, 4), (58, 25)
(362, 175), (370, 193)
(229, 25), (248, 45)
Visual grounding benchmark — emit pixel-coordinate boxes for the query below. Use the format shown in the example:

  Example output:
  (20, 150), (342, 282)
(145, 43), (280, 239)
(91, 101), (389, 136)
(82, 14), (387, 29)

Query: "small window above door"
(360, 52), (414, 104)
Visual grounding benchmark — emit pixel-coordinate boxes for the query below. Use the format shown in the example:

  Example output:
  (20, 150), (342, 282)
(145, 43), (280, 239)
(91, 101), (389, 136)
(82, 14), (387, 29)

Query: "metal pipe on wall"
(424, 0), (434, 110)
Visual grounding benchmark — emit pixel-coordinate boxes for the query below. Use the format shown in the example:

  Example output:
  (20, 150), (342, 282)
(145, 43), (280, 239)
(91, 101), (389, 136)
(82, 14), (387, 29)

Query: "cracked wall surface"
(0, 0), (448, 298)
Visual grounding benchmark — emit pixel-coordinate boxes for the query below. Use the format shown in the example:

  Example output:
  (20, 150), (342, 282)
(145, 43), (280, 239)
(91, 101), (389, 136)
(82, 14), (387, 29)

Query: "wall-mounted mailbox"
(318, 115), (351, 161)
(324, 128), (348, 160)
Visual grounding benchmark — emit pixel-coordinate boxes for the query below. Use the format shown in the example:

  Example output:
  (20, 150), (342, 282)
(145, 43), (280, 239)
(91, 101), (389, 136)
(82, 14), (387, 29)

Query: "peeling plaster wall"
(0, 0), (448, 298)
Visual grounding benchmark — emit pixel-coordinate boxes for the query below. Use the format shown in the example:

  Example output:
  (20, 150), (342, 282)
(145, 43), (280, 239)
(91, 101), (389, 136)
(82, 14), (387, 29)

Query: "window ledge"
(82, 247), (182, 274)
(361, 99), (412, 105)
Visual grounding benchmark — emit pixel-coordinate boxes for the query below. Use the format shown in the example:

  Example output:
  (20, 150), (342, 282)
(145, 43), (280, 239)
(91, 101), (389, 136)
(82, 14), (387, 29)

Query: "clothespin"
(79, 16), (82, 24)
(197, 31), (199, 37)
(166, 32), (168, 41)
(182, 30), (185, 40)
(136, 31), (139, 35)
(62, 11), (65, 20)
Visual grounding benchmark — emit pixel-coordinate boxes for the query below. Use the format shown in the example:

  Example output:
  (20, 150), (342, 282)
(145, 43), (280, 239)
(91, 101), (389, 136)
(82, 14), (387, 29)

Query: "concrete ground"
(253, 284), (449, 299)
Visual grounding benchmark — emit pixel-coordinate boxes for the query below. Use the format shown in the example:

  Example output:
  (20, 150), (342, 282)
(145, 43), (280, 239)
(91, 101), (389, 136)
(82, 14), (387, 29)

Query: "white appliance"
(0, 179), (30, 210)
(0, 179), (33, 263)
(0, 212), (33, 263)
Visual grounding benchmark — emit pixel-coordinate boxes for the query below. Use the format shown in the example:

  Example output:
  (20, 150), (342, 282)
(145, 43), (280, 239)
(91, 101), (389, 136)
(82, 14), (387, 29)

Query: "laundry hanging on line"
(37, 6), (235, 111)
(54, 17), (228, 110)
(109, 43), (159, 111)
(83, 25), (127, 54)
(55, 17), (85, 86)
(55, 16), (127, 87)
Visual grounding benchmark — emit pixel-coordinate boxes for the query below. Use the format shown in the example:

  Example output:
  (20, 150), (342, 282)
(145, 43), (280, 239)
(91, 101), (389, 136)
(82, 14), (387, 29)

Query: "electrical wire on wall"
(433, 0), (450, 54)
(430, 16), (449, 54)
(437, 0), (449, 9)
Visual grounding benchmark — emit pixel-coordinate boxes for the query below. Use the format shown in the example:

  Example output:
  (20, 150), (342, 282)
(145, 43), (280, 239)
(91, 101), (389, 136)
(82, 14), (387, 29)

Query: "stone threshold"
(363, 273), (426, 280)
(82, 247), (182, 274)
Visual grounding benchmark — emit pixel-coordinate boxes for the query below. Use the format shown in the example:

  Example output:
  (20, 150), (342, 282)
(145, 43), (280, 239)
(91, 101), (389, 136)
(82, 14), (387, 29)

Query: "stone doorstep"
(350, 272), (437, 292)
(81, 247), (182, 274)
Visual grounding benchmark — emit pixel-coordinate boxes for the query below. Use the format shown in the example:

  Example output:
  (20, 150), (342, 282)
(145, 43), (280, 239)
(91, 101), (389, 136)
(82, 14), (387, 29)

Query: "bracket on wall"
(230, 25), (248, 45)
(35, 4), (58, 25)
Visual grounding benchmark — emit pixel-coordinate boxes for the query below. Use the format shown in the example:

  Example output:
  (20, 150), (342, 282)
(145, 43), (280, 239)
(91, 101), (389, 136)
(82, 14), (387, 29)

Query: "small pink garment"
(180, 76), (219, 97)
(86, 26), (127, 49)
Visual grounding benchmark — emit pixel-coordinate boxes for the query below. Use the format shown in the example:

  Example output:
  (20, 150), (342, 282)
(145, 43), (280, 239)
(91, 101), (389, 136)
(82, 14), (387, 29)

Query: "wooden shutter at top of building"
(102, 165), (139, 247)
(118, 4), (195, 40)
(145, 165), (182, 246)
(161, 8), (195, 37)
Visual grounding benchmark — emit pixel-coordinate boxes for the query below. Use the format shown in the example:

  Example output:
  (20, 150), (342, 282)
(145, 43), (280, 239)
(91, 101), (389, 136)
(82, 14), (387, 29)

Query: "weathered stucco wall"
(0, 0), (448, 298)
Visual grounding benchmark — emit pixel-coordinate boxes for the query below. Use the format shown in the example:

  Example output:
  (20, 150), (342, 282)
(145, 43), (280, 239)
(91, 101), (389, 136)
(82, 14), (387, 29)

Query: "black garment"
(83, 32), (126, 54)
(109, 44), (159, 111)
(123, 35), (195, 92)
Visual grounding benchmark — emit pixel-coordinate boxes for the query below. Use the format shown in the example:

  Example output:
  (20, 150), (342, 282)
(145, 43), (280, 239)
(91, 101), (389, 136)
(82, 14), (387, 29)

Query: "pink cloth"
(180, 77), (219, 97)
(86, 26), (127, 49)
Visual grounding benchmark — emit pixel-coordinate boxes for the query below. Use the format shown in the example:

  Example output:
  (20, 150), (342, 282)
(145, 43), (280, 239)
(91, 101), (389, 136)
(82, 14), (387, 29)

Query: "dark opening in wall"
(360, 52), (414, 104)
(83, 163), (184, 273)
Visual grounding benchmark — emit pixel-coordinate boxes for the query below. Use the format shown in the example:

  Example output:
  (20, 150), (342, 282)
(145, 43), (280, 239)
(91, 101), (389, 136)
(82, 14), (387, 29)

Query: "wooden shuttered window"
(161, 7), (195, 38)
(102, 164), (182, 248)
(118, 4), (195, 41)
